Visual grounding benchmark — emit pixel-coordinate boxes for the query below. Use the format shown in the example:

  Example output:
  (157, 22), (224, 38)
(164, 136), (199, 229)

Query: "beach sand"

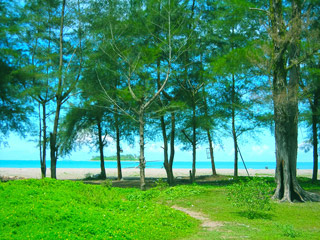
(0, 167), (318, 180)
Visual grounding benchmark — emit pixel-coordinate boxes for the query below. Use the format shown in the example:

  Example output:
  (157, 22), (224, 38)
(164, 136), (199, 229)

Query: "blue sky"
(0, 129), (313, 163)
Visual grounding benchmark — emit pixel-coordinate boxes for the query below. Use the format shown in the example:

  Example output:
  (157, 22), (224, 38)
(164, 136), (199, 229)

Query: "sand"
(0, 167), (317, 180)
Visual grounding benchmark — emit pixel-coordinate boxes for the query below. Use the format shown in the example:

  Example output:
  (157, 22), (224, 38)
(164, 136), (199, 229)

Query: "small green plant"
(153, 178), (169, 189)
(101, 179), (113, 189)
(227, 177), (273, 218)
(275, 223), (300, 238)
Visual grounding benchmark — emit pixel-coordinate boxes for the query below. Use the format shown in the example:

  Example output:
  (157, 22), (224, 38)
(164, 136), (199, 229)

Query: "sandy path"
(0, 167), (317, 180)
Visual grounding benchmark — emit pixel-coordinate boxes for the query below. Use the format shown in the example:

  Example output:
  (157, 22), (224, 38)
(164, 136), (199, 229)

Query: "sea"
(0, 160), (314, 170)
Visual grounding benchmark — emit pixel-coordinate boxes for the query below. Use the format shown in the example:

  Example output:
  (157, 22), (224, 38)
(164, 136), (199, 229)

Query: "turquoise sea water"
(0, 160), (314, 169)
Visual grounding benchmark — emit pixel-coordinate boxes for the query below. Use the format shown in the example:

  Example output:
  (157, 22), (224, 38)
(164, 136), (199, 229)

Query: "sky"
(0, 128), (314, 163)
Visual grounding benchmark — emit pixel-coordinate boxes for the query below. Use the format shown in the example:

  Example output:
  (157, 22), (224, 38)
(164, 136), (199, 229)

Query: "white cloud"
(251, 145), (269, 155)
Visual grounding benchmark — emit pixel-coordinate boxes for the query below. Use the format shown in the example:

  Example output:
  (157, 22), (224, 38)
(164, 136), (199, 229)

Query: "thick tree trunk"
(271, 0), (320, 202)
(231, 73), (238, 177)
(97, 121), (106, 180)
(139, 110), (146, 190)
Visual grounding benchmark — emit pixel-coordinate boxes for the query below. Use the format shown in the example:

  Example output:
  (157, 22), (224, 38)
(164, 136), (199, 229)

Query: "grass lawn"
(0, 177), (319, 239)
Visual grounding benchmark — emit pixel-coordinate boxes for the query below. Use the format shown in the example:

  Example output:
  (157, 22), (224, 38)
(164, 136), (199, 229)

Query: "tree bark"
(191, 100), (196, 183)
(311, 101), (318, 182)
(40, 102), (47, 178)
(139, 109), (146, 190)
(50, 98), (62, 179)
(115, 115), (122, 180)
(161, 114), (175, 185)
(168, 113), (175, 183)
(50, 0), (66, 179)
(207, 130), (216, 175)
(270, 0), (320, 202)
(231, 73), (238, 177)
(97, 121), (106, 180)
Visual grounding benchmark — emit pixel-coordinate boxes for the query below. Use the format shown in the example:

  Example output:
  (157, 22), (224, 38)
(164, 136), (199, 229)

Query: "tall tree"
(266, 0), (320, 201)
(90, 0), (187, 190)
(50, 0), (83, 178)
(211, 0), (267, 177)
(0, 1), (32, 145)
(17, 0), (59, 178)
(298, 0), (320, 182)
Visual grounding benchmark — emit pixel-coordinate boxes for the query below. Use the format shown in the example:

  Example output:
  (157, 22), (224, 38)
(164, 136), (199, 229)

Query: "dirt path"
(172, 205), (223, 231)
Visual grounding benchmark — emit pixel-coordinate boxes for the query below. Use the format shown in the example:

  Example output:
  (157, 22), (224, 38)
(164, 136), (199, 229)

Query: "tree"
(0, 1), (32, 145)
(211, 0), (267, 177)
(17, 0), (59, 178)
(60, 105), (110, 179)
(298, 0), (320, 182)
(266, 0), (320, 202)
(50, 0), (83, 179)
(90, 0), (187, 190)
(0, 60), (32, 144)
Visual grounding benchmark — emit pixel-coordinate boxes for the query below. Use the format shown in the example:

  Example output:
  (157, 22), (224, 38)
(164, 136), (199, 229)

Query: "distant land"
(91, 154), (138, 161)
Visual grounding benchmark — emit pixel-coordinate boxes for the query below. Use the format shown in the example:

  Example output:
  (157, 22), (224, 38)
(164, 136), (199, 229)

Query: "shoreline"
(0, 168), (318, 180)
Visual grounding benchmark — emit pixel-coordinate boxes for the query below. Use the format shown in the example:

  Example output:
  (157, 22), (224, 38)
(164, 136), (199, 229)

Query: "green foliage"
(153, 178), (169, 189)
(0, 179), (197, 240)
(91, 154), (139, 161)
(275, 223), (301, 238)
(227, 177), (273, 218)
(101, 179), (113, 189)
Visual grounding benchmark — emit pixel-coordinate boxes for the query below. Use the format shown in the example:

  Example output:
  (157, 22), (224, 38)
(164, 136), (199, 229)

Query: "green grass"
(0, 179), (198, 240)
(172, 177), (320, 240)
(1, 177), (320, 240)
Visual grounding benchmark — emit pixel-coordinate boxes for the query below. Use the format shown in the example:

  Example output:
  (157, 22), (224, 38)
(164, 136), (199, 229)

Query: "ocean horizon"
(0, 160), (314, 170)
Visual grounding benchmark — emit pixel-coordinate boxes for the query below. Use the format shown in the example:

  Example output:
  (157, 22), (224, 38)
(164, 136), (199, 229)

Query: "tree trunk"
(50, 99), (61, 179)
(139, 109), (146, 190)
(50, 0), (66, 180)
(207, 130), (216, 175)
(41, 102), (47, 178)
(50, 133), (56, 179)
(271, 0), (320, 202)
(161, 115), (175, 185)
(231, 73), (238, 177)
(312, 103), (318, 182)
(97, 121), (106, 180)
(39, 103), (45, 178)
(168, 113), (175, 184)
(191, 101), (196, 183)
(116, 117), (122, 180)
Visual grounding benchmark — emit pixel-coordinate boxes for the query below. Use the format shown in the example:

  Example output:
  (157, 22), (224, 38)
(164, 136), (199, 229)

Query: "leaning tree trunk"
(97, 121), (106, 180)
(139, 109), (146, 190)
(231, 74), (238, 177)
(207, 130), (216, 176)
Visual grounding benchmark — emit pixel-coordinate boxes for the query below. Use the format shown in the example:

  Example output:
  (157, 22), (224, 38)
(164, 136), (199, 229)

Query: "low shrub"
(227, 177), (273, 218)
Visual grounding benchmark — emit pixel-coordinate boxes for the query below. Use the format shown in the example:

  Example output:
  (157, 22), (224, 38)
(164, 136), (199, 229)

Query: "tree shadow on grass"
(233, 210), (274, 220)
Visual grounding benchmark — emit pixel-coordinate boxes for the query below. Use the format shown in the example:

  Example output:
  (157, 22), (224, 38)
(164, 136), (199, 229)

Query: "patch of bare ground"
(172, 205), (223, 231)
